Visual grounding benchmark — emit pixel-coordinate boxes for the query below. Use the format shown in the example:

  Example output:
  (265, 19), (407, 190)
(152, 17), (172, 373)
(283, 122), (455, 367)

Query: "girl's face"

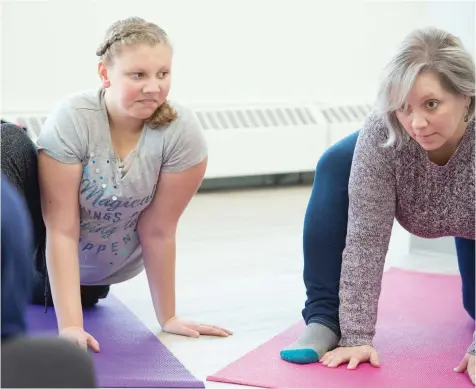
(99, 43), (172, 121)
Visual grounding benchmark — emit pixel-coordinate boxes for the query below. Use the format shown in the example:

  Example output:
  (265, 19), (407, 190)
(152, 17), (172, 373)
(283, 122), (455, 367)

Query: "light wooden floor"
(112, 186), (460, 388)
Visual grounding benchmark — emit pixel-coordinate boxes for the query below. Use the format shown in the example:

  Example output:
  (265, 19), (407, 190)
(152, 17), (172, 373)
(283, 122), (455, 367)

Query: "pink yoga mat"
(207, 268), (475, 388)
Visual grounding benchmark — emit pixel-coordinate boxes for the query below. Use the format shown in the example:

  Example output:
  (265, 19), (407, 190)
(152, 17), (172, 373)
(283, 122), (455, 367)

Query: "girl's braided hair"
(97, 17), (177, 127)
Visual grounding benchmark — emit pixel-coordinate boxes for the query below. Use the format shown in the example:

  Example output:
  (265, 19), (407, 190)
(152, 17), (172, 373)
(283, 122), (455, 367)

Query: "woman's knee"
(313, 131), (359, 185)
(304, 131), (360, 233)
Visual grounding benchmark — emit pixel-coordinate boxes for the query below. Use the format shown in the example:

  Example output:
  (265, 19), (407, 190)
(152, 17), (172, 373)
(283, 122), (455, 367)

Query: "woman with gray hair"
(280, 27), (475, 383)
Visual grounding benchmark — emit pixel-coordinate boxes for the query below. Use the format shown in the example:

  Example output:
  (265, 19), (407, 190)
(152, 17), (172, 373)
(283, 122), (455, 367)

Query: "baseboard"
(198, 171), (315, 192)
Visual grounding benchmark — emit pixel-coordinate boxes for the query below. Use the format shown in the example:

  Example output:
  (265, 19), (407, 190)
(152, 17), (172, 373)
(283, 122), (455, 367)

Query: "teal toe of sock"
(280, 349), (319, 364)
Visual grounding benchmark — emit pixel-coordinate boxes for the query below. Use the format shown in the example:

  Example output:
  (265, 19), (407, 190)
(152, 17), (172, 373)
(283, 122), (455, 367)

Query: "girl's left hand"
(454, 353), (475, 384)
(162, 316), (233, 338)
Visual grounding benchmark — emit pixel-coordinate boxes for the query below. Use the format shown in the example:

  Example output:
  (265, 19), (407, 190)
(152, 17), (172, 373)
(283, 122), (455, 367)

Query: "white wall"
(1, 1), (473, 257)
(426, 0), (475, 57)
(3, 1), (474, 115)
(0, 0), (447, 114)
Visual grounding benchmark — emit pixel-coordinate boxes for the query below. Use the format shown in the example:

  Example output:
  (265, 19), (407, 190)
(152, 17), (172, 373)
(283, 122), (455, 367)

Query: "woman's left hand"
(454, 353), (475, 384)
(162, 316), (233, 338)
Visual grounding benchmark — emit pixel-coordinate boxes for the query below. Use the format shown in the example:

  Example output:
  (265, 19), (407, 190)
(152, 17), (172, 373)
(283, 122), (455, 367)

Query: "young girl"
(1, 16), (232, 352)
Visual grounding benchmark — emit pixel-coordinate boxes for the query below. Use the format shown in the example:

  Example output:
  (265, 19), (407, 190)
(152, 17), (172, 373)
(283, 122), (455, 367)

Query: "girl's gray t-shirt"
(36, 88), (208, 286)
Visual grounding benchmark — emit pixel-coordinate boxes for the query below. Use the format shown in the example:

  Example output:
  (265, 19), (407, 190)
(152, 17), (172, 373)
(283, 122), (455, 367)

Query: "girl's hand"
(59, 326), (100, 353)
(320, 345), (380, 369)
(454, 353), (475, 384)
(162, 316), (232, 338)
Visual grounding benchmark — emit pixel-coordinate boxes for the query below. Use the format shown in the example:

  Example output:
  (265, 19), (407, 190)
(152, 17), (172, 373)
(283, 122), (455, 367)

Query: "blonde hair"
(96, 16), (177, 127)
(375, 26), (475, 148)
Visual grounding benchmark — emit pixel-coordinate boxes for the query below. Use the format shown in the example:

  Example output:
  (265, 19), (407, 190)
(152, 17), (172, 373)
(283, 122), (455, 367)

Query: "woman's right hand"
(59, 326), (100, 352)
(320, 345), (380, 369)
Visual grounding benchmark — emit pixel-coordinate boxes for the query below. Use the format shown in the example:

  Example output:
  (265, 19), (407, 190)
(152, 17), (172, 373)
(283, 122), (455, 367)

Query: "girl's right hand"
(320, 345), (380, 369)
(59, 326), (100, 352)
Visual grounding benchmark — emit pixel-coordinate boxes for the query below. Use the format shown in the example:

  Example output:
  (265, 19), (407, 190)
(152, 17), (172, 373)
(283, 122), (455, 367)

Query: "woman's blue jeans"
(301, 131), (475, 335)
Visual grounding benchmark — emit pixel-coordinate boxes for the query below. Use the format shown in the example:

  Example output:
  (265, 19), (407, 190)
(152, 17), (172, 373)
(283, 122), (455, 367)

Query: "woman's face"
(395, 71), (470, 151)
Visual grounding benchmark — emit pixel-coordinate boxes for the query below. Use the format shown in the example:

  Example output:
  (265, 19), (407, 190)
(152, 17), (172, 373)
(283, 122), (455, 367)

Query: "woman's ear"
(97, 61), (111, 88)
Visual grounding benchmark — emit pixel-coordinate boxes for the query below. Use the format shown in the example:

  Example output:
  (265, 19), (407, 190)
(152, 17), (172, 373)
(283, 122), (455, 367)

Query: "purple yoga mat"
(26, 294), (205, 388)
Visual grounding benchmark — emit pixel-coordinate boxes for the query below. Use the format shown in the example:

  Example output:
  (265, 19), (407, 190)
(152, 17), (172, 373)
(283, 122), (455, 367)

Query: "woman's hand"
(454, 353), (475, 384)
(162, 316), (232, 338)
(59, 326), (100, 353)
(320, 345), (380, 369)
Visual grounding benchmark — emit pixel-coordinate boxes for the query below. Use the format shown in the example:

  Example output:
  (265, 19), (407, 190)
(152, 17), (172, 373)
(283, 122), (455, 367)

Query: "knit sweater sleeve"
(338, 113), (397, 347)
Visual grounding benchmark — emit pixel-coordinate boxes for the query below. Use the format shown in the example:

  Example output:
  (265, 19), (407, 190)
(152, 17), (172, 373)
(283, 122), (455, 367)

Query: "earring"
(464, 108), (469, 122)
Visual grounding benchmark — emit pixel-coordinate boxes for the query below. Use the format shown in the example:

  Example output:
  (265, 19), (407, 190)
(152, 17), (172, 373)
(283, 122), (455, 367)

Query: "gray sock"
(280, 322), (339, 364)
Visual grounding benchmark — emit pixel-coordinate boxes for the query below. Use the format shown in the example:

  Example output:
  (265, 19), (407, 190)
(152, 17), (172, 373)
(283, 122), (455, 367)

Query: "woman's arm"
(38, 152), (84, 331)
(137, 158), (207, 325)
(338, 113), (397, 347)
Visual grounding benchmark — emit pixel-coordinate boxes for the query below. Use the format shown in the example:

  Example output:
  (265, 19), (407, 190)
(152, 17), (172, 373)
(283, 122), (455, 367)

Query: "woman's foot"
(280, 322), (339, 364)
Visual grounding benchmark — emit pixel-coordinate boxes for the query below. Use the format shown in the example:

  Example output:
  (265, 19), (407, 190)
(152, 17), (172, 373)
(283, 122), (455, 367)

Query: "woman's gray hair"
(375, 26), (475, 148)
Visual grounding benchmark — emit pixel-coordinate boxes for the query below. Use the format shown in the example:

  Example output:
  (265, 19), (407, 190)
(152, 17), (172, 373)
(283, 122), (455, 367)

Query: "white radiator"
(320, 103), (373, 146)
(2, 102), (372, 179)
